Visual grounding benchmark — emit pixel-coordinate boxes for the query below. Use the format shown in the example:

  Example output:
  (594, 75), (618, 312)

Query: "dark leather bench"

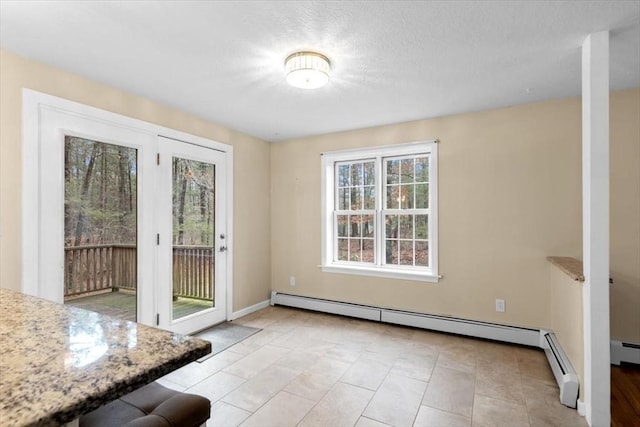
(80, 382), (211, 427)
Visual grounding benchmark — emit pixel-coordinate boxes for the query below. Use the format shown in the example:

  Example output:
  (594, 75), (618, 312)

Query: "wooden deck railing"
(172, 246), (214, 300)
(64, 245), (213, 300)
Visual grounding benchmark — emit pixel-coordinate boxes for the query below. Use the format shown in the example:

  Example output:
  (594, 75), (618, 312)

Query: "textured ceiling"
(1, 1), (639, 142)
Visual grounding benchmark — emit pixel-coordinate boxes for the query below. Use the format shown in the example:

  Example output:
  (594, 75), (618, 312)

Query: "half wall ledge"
(547, 256), (585, 282)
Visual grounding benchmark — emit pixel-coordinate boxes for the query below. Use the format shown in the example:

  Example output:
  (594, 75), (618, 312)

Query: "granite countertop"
(546, 256), (585, 282)
(0, 288), (211, 427)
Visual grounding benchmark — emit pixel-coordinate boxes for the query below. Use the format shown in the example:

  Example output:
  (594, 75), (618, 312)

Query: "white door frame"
(21, 89), (234, 329)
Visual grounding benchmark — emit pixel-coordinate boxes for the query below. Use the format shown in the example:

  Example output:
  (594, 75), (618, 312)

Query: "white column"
(581, 31), (610, 426)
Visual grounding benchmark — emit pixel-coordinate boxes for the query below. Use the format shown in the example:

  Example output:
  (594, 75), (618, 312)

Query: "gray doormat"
(194, 322), (261, 362)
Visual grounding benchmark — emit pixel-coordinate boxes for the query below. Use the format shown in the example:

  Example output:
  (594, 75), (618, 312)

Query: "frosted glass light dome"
(285, 51), (330, 89)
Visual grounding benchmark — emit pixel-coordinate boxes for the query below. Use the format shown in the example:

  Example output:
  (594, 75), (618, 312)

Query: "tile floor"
(157, 306), (587, 427)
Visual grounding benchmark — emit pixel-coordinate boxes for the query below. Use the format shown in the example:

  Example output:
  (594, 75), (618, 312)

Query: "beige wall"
(610, 88), (640, 343)
(272, 89), (640, 339)
(2, 48), (638, 343)
(0, 50), (272, 312)
(549, 264), (584, 397)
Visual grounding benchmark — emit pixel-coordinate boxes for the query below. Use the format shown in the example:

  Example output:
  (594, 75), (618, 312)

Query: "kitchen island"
(0, 288), (211, 427)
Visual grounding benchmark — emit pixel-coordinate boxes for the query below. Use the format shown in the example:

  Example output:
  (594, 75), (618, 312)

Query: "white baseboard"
(271, 292), (381, 321)
(229, 299), (270, 321)
(381, 309), (540, 347)
(577, 400), (586, 416)
(610, 340), (640, 365)
(271, 292), (539, 346)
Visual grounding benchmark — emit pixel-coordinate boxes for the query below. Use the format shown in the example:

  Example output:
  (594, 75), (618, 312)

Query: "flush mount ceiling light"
(285, 51), (331, 89)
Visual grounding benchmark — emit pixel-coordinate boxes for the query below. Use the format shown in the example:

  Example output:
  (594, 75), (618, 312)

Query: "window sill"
(320, 264), (440, 283)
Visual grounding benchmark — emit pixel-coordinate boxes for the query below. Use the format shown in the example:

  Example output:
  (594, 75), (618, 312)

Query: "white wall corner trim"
(581, 30), (611, 427)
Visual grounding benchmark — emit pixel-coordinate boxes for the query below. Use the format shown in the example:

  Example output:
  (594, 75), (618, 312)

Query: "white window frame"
(321, 141), (439, 282)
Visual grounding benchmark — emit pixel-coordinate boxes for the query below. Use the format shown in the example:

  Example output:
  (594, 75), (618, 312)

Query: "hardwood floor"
(611, 362), (640, 427)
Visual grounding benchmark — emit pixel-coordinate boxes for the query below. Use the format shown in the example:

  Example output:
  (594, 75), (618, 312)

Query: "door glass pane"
(63, 136), (138, 322)
(172, 157), (215, 320)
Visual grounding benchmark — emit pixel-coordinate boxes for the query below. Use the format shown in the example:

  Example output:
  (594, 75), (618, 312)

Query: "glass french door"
(36, 107), (156, 327)
(59, 133), (227, 334)
(34, 99), (228, 334)
(63, 137), (139, 322)
(157, 137), (228, 334)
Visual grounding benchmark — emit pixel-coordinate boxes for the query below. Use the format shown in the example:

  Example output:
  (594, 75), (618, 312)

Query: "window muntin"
(322, 141), (438, 282)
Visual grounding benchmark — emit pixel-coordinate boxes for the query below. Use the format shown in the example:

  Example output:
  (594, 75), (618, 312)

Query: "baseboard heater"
(610, 340), (640, 365)
(270, 291), (579, 409)
(541, 332), (579, 408)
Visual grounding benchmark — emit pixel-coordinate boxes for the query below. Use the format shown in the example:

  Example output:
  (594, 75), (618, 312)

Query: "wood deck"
(65, 291), (212, 322)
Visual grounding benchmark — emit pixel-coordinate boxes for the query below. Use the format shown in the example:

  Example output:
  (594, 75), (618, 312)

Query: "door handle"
(219, 246), (228, 253)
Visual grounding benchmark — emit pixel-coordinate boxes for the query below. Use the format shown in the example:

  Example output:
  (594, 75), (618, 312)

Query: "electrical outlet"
(289, 276), (296, 287)
(495, 299), (506, 313)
